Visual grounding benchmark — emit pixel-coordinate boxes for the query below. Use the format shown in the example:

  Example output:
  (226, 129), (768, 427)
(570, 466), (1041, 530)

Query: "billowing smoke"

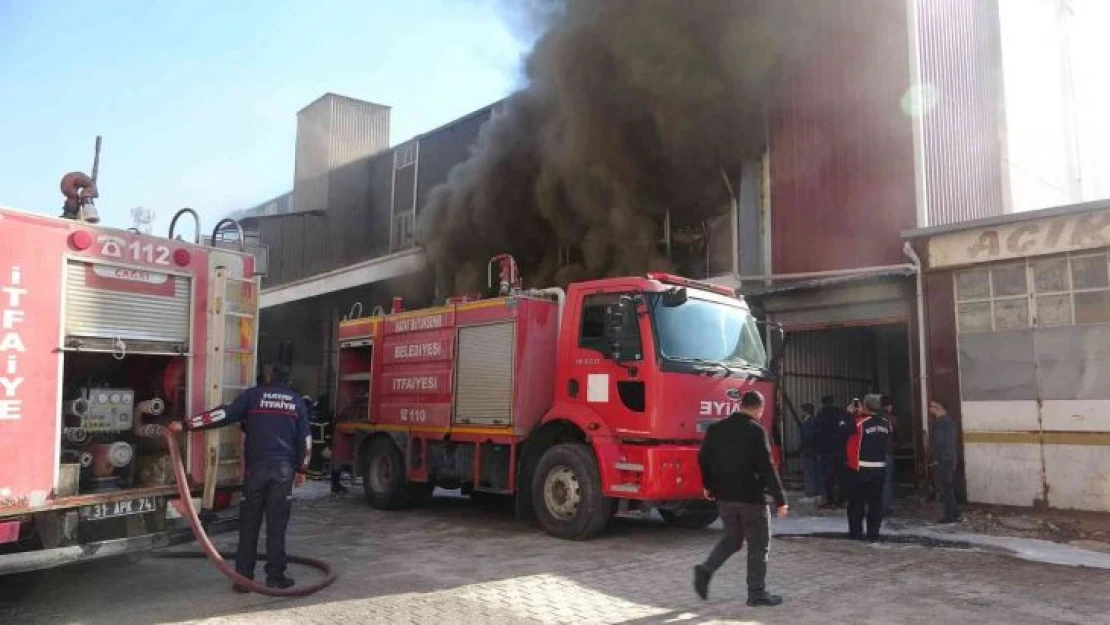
(419, 0), (817, 294)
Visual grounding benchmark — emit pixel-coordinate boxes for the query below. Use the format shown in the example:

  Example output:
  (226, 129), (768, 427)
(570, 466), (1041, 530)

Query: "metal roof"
(741, 267), (915, 298)
(902, 198), (1110, 240)
(296, 92), (391, 115)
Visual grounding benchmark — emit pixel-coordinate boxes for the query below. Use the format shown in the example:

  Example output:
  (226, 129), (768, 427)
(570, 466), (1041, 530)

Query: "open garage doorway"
(776, 324), (917, 497)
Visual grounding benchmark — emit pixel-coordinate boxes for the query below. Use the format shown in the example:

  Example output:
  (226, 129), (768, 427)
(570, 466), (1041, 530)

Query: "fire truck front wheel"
(363, 437), (411, 510)
(532, 443), (611, 541)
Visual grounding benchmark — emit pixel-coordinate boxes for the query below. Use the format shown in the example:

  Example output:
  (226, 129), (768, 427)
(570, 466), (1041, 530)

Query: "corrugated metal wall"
(779, 328), (880, 475)
(326, 151), (394, 269)
(738, 159), (764, 276)
(294, 99), (332, 214)
(916, 0), (1008, 225)
(330, 97), (391, 171)
(769, 0), (917, 274)
(294, 94), (391, 215)
(256, 101), (496, 289)
(414, 107), (495, 215)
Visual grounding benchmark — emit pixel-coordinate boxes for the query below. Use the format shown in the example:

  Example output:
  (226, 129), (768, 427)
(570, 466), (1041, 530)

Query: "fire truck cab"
(333, 263), (780, 540)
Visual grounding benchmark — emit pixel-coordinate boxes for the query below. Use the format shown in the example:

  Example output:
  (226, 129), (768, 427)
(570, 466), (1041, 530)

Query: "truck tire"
(659, 507), (720, 530)
(362, 437), (410, 510)
(531, 443), (611, 540)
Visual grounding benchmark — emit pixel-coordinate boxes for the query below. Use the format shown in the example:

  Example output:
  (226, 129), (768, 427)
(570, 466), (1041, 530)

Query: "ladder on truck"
(202, 269), (259, 510)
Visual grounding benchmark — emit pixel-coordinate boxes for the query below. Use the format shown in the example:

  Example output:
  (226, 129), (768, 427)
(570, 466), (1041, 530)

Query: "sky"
(999, 0), (1110, 211)
(0, 0), (532, 233)
(0, 1), (1107, 233)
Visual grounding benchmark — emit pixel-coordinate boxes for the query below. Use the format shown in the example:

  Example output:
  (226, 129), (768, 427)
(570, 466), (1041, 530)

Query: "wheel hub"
(370, 455), (391, 493)
(543, 465), (581, 521)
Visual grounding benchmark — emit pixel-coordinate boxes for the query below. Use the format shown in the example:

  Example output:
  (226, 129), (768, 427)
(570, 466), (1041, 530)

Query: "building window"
(393, 143), (417, 170)
(955, 250), (1110, 332)
(391, 211), (415, 252)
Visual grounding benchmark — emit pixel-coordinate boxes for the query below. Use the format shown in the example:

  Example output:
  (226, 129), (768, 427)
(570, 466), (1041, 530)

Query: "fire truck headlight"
(173, 249), (191, 267)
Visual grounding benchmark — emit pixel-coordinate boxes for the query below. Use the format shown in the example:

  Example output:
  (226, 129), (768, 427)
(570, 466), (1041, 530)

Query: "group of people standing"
(800, 394), (897, 540)
(800, 394), (899, 516)
(695, 390), (963, 608)
(799, 393), (962, 525)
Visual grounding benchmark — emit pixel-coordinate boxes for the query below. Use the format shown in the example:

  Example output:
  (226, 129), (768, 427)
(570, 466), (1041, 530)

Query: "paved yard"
(4, 484), (1110, 624)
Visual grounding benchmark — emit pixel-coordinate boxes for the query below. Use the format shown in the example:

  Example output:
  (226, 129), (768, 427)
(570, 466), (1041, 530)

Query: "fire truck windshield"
(649, 294), (768, 370)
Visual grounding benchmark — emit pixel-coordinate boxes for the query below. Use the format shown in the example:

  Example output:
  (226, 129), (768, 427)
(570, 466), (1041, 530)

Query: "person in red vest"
(841, 394), (892, 541)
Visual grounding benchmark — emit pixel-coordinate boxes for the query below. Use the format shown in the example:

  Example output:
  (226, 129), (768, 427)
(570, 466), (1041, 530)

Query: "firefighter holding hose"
(169, 364), (312, 592)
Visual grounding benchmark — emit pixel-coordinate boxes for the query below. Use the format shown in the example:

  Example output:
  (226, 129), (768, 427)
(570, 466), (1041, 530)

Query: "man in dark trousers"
(929, 398), (961, 523)
(880, 395), (900, 514)
(799, 403), (821, 498)
(813, 395), (850, 508)
(842, 394), (891, 541)
(693, 390), (789, 608)
(171, 364), (311, 592)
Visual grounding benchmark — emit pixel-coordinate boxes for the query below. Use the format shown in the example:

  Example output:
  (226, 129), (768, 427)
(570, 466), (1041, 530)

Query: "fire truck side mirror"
(767, 325), (785, 374)
(660, 287), (687, 307)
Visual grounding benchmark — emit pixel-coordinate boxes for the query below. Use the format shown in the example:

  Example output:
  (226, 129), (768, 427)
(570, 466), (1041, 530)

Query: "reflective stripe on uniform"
(858, 461), (886, 468)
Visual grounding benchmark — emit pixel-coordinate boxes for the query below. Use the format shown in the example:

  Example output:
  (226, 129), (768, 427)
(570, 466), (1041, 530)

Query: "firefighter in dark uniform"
(170, 364), (311, 592)
(841, 394), (892, 541)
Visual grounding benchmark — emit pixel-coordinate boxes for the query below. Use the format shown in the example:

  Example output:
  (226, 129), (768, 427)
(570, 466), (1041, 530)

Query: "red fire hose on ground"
(156, 429), (337, 597)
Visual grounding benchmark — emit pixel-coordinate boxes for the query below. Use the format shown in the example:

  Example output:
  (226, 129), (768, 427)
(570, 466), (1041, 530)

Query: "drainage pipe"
(902, 241), (930, 456)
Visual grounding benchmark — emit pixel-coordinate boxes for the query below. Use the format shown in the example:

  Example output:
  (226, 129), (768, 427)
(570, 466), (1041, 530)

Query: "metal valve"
(137, 398), (165, 416)
(63, 427), (89, 444)
(65, 398), (90, 417)
(135, 424), (167, 438)
(108, 442), (134, 468)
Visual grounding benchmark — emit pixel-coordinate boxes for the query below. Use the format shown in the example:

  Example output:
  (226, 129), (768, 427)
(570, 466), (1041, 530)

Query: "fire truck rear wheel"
(532, 443), (611, 541)
(658, 508), (720, 530)
(363, 437), (411, 510)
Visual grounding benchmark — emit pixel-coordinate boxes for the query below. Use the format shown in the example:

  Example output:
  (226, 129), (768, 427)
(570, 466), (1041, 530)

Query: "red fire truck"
(332, 255), (781, 540)
(0, 196), (260, 574)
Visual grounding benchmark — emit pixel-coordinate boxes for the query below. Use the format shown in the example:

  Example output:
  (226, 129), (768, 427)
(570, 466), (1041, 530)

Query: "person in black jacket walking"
(929, 398), (961, 523)
(693, 390), (789, 608)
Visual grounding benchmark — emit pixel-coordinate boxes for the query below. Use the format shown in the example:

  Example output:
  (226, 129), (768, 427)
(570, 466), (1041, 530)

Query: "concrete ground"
(4, 483), (1110, 625)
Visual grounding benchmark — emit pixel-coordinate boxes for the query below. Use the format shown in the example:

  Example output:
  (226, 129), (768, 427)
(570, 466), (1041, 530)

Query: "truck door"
(565, 291), (649, 431)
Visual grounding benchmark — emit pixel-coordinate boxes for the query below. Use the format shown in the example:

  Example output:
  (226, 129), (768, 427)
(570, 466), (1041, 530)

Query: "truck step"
(609, 484), (641, 493)
(614, 462), (644, 472)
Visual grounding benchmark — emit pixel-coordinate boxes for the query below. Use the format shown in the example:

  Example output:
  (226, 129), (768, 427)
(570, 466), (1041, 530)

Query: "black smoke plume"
(419, 0), (819, 294)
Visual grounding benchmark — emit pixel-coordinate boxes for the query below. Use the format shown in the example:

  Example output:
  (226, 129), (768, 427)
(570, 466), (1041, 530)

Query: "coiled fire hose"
(157, 428), (337, 596)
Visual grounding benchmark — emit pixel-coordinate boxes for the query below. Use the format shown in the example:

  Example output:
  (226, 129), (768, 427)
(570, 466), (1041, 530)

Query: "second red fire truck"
(332, 256), (781, 540)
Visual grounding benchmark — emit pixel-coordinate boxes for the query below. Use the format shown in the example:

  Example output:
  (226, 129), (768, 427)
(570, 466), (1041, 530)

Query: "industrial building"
(231, 94), (505, 396)
(234, 0), (1012, 497)
(905, 200), (1110, 513)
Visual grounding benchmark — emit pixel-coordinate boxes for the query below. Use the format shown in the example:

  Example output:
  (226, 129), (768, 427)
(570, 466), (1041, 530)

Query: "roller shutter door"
(65, 261), (191, 344)
(454, 322), (515, 426)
